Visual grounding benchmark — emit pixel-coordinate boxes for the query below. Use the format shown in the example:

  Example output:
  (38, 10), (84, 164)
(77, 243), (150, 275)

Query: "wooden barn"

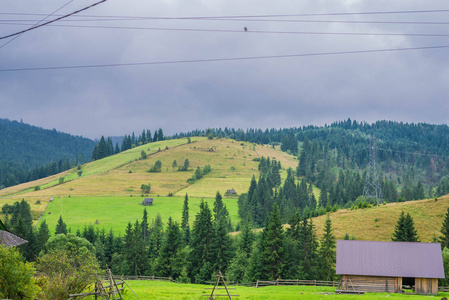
(141, 198), (153, 206)
(336, 240), (445, 295)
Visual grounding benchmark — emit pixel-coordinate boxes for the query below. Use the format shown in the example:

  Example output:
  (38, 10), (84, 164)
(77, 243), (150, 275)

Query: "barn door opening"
(402, 277), (415, 292)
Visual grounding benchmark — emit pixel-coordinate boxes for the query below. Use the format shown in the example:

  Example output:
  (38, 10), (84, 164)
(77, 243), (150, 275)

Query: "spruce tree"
(189, 200), (213, 283)
(141, 208), (149, 242)
(283, 210), (302, 278)
(209, 215), (234, 274)
(148, 214), (164, 262)
(154, 217), (183, 278)
(124, 220), (148, 275)
(392, 211), (419, 242)
(261, 204), (284, 280)
(55, 215), (67, 235)
(441, 206), (449, 248)
(181, 194), (190, 244)
(298, 217), (319, 280)
(319, 214), (336, 281)
(36, 220), (50, 254)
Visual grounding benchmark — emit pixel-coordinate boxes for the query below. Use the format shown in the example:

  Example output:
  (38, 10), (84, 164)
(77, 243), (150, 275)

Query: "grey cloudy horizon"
(1, 0), (449, 139)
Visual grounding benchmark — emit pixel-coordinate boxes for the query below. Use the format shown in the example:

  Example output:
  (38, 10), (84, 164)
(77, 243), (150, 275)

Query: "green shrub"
(36, 249), (100, 300)
(0, 246), (39, 299)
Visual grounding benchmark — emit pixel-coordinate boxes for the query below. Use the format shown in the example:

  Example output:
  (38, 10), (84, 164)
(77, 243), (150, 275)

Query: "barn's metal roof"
(336, 240), (445, 278)
(0, 230), (28, 247)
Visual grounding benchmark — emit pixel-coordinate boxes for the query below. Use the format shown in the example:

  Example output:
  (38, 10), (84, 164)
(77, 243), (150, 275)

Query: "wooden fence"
(108, 275), (177, 283)
(254, 279), (338, 288)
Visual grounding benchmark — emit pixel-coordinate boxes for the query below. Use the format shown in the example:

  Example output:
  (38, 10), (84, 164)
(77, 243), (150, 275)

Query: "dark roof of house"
(0, 230), (28, 247)
(336, 240), (445, 279)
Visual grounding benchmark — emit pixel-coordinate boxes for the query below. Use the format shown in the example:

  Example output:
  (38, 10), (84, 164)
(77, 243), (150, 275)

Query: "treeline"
(3, 193), (337, 283)
(91, 128), (164, 161)
(173, 119), (449, 194)
(0, 118), (94, 189)
(0, 157), (81, 190)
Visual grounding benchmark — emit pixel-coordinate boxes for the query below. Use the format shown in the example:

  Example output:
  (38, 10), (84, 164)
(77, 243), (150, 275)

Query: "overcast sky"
(1, 0), (449, 139)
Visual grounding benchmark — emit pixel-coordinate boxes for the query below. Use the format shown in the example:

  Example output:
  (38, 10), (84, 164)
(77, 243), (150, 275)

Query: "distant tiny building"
(142, 198), (153, 206)
(226, 189), (236, 195)
(336, 240), (445, 295)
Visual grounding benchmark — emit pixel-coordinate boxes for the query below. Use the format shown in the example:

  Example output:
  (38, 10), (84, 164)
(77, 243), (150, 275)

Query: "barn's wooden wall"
(340, 275), (401, 293)
(415, 278), (438, 295)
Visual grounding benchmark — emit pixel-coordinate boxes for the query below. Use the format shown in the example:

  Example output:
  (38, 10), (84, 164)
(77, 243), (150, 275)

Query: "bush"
(36, 249), (101, 300)
(141, 183), (151, 194)
(0, 246), (39, 299)
(148, 160), (162, 172)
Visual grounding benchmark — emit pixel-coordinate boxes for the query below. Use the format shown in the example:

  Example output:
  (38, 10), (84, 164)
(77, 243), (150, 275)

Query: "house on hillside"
(226, 189), (236, 195)
(0, 219), (28, 247)
(141, 198), (153, 206)
(336, 240), (444, 295)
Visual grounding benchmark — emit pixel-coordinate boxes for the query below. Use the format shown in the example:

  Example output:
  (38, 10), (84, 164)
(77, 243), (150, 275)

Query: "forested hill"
(0, 118), (95, 188)
(173, 120), (449, 198)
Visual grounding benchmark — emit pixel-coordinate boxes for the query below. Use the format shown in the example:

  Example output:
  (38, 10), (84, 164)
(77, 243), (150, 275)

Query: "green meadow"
(39, 195), (240, 235)
(91, 280), (449, 299)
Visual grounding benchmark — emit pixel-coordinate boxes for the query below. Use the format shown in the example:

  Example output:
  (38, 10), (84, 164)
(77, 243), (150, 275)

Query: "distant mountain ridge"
(0, 118), (95, 188)
(0, 118), (95, 165)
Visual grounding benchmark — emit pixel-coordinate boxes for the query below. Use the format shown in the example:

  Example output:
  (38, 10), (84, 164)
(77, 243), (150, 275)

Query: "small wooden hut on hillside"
(226, 189), (236, 195)
(141, 198), (153, 206)
(336, 240), (444, 295)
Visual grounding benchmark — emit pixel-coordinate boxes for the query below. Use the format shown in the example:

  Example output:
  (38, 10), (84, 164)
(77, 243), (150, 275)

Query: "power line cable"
(3, 17), (449, 26)
(2, 8), (449, 19)
(1, 23), (448, 38)
(0, 0), (107, 41)
(0, 0), (76, 50)
(1, 44), (448, 72)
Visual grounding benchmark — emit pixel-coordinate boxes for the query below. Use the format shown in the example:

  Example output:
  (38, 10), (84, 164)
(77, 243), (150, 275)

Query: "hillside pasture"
(312, 194), (449, 242)
(38, 195), (240, 234)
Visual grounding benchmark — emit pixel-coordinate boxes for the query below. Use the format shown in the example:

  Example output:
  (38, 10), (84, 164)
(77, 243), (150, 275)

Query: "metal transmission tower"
(361, 136), (383, 207)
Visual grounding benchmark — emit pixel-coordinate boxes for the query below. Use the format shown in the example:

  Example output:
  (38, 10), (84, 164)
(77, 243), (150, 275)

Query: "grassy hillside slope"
(0, 137), (297, 232)
(312, 194), (449, 243)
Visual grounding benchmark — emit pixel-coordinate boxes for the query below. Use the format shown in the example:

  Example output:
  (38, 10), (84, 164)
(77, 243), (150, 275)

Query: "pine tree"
(148, 214), (164, 262)
(261, 204), (284, 280)
(154, 217), (183, 278)
(283, 210), (302, 278)
(319, 214), (336, 281)
(55, 215), (67, 235)
(238, 222), (255, 257)
(209, 215), (234, 274)
(124, 220), (148, 275)
(141, 208), (149, 242)
(189, 200), (213, 283)
(36, 220), (50, 254)
(441, 206), (449, 249)
(392, 211), (419, 242)
(298, 217), (319, 280)
(181, 194), (190, 244)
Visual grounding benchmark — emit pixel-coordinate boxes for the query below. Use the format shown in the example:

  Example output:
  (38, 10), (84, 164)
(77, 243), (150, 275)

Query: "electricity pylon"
(361, 136), (383, 207)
